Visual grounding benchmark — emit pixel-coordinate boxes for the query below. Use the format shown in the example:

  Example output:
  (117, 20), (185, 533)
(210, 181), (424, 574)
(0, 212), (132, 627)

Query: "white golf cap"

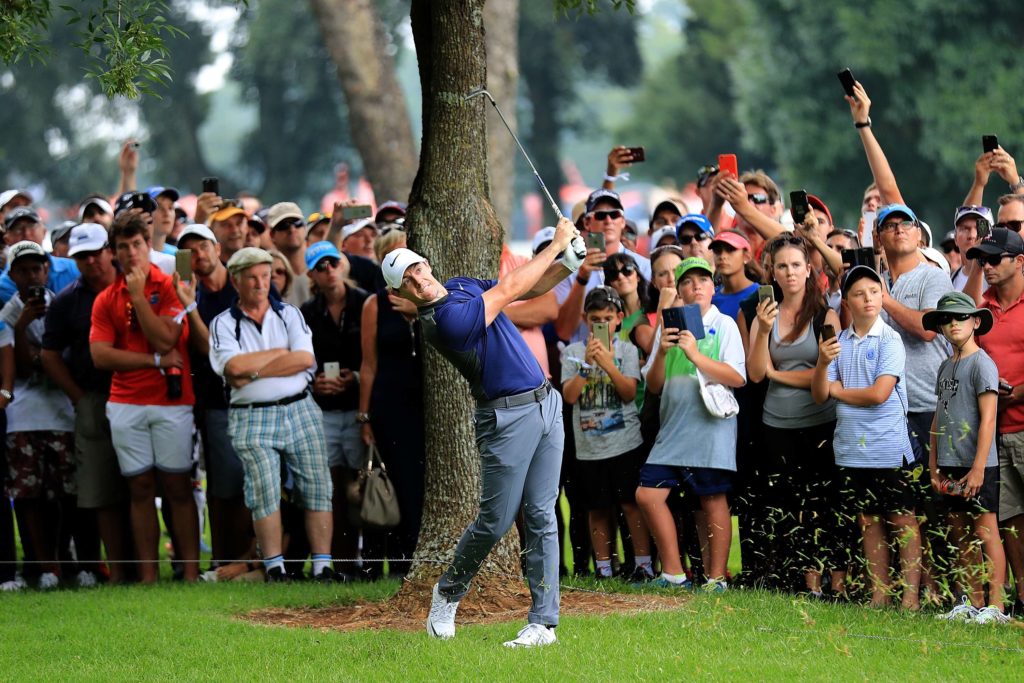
(67, 223), (109, 257)
(9, 240), (47, 263)
(650, 226), (677, 248)
(532, 226), (557, 254)
(77, 197), (113, 222)
(919, 246), (950, 276)
(176, 223), (216, 246)
(381, 247), (426, 290)
(0, 189), (31, 210)
(342, 218), (376, 242)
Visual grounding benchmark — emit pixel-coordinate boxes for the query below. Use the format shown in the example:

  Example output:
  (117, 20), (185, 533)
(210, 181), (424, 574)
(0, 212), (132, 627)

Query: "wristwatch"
(854, 117), (872, 129)
(1011, 175), (1024, 192)
(0, 389), (11, 401)
(356, 412), (371, 424)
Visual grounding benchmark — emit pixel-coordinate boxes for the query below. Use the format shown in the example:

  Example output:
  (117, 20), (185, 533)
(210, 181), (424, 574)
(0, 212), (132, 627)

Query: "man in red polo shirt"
(968, 227), (1024, 615)
(89, 212), (199, 582)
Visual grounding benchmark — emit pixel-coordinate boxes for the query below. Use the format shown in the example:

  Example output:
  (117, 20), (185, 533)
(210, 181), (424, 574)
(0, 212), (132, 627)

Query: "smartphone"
(26, 285), (46, 303)
(977, 217), (991, 240)
(130, 192), (157, 214)
(586, 232), (606, 251)
(175, 249), (192, 280)
(790, 189), (810, 225)
(341, 204), (373, 221)
(717, 153), (738, 179)
(323, 362), (341, 379)
(757, 285), (775, 305)
(592, 322), (611, 350)
(201, 176), (220, 196)
(837, 68), (856, 98)
(842, 247), (876, 269)
(662, 306), (684, 332)
(999, 380), (1014, 394)
(861, 210), (876, 248)
(983, 135), (999, 154)
(821, 324), (837, 342)
(682, 304), (706, 340)
(626, 146), (646, 163)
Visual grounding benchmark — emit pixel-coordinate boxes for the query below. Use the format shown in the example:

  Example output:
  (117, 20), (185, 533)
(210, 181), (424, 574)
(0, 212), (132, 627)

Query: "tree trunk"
(483, 0), (519, 236)
(309, 0), (418, 204)
(402, 0), (523, 591)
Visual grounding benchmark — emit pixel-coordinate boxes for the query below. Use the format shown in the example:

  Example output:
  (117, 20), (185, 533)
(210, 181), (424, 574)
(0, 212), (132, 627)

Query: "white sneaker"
(503, 623), (557, 648)
(76, 571), (98, 588)
(426, 584), (459, 639)
(936, 595), (979, 622)
(974, 606), (1011, 625)
(0, 580), (22, 592)
(38, 572), (59, 590)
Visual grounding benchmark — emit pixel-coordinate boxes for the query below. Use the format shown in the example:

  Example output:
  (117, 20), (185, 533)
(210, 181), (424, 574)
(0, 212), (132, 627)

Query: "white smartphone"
(323, 362), (341, 379)
(861, 211), (876, 248)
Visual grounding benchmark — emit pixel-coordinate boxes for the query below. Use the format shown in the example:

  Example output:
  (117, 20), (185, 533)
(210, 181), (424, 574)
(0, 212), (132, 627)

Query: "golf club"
(466, 87), (586, 260)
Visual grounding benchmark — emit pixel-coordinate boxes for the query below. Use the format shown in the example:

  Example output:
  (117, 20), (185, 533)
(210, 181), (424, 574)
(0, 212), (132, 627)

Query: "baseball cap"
(531, 226), (557, 255)
(571, 200), (587, 225)
(941, 230), (956, 247)
(807, 194), (833, 226)
(374, 201), (407, 223)
(710, 229), (751, 252)
(226, 247), (274, 275)
(584, 189), (623, 214)
(78, 196), (113, 222)
(876, 203), (919, 228)
(307, 212), (331, 226)
(50, 220), (77, 244)
(953, 205), (994, 227)
(919, 220), (933, 247)
(0, 189), (31, 210)
(210, 204), (248, 223)
(624, 219), (638, 239)
(650, 226), (677, 248)
(114, 190), (157, 216)
(922, 291), (993, 336)
(651, 199), (682, 224)
(67, 223), (109, 256)
(675, 213), (714, 238)
(267, 202), (304, 229)
(9, 240), (47, 263)
(147, 186), (180, 202)
(176, 223), (217, 248)
(674, 256), (713, 283)
(381, 248), (427, 290)
(965, 227), (1024, 260)
(305, 241), (343, 271)
(4, 207), (40, 231)
(841, 264), (882, 297)
(341, 218), (375, 242)
(919, 246), (950, 276)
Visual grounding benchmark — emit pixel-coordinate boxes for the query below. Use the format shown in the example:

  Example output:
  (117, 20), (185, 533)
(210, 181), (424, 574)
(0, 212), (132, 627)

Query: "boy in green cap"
(924, 291), (1008, 624)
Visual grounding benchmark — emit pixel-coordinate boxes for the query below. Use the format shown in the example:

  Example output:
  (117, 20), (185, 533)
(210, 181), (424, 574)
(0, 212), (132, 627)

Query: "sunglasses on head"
(995, 220), (1024, 233)
(588, 209), (623, 222)
(677, 233), (710, 245)
(314, 257), (340, 273)
(697, 165), (719, 188)
(603, 264), (636, 281)
(935, 313), (974, 326)
(747, 193), (770, 205)
(380, 224), (405, 236)
(975, 252), (1015, 267)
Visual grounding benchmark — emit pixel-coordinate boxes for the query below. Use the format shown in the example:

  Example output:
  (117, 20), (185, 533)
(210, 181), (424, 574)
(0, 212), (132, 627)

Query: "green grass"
(2, 578), (1022, 681)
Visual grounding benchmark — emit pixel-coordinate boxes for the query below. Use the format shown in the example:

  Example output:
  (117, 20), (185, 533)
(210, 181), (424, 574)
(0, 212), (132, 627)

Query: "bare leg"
(860, 513), (891, 608)
(636, 487), (683, 576)
(12, 499), (59, 575)
(890, 513), (921, 611)
(702, 494), (731, 580)
(127, 471), (160, 583)
(588, 508), (613, 561)
(1001, 516), (1024, 601)
(305, 510), (333, 556)
(253, 510), (284, 558)
(96, 503), (131, 584)
(975, 512), (1006, 609)
(694, 509), (710, 573)
(621, 502), (651, 557)
(159, 472), (200, 581)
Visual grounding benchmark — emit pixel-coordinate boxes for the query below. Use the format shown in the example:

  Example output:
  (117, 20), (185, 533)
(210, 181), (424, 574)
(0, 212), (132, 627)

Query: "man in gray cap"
(209, 247), (335, 582)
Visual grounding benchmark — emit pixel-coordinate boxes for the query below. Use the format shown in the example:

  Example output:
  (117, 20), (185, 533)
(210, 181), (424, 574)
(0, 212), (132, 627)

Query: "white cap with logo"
(67, 223), (109, 257)
(381, 248), (426, 290)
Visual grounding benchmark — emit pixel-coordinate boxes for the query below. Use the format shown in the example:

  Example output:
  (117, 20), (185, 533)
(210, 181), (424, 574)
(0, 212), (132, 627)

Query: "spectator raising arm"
(713, 174), (784, 242)
(847, 82), (906, 207)
(117, 140), (138, 197)
(602, 146), (636, 190)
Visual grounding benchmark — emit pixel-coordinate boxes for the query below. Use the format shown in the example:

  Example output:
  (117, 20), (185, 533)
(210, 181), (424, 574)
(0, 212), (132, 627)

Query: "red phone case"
(718, 154), (738, 178)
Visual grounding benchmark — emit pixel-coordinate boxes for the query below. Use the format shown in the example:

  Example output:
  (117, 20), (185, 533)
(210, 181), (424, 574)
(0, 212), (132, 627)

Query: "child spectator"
(813, 265), (922, 610)
(639, 257), (746, 591)
(561, 286), (652, 582)
(923, 292), (1007, 624)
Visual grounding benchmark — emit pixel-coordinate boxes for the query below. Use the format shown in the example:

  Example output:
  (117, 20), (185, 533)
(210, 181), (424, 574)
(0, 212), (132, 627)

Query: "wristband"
(576, 274), (589, 286)
(854, 117), (871, 129)
(153, 352), (161, 369)
(604, 172), (630, 183)
(173, 301), (198, 325)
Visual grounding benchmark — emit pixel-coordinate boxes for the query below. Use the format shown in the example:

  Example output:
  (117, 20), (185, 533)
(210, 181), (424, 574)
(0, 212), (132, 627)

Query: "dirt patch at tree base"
(245, 578), (688, 633)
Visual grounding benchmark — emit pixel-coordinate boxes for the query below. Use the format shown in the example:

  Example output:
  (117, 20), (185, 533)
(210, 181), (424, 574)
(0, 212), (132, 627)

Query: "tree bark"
(309, 0), (418, 204)
(403, 0), (523, 590)
(483, 0), (519, 236)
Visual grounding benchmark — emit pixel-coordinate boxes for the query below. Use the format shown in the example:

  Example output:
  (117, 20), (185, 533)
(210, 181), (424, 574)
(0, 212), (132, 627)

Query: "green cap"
(675, 257), (713, 284)
(921, 291), (993, 336)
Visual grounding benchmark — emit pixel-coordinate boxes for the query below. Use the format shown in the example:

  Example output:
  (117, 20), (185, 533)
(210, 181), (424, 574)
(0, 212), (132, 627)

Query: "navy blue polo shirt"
(41, 277), (112, 394)
(419, 277), (544, 402)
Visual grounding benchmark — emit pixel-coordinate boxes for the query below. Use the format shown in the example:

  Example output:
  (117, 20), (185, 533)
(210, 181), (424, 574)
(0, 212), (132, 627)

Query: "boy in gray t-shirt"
(923, 291), (1007, 623)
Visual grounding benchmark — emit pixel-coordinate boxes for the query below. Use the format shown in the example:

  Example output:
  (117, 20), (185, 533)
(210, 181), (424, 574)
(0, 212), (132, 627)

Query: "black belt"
(478, 381), (551, 410)
(235, 390), (308, 409)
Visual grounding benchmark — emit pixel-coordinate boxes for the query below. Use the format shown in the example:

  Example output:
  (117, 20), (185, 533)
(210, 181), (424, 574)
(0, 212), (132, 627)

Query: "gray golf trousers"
(438, 388), (564, 625)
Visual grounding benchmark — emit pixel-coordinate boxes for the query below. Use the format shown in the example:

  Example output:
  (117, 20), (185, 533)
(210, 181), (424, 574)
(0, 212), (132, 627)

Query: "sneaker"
(76, 571), (98, 588)
(651, 576), (693, 590)
(264, 566), (290, 583)
(936, 595), (979, 622)
(627, 565), (656, 585)
(38, 572), (59, 590)
(503, 623), (556, 648)
(0, 580), (22, 592)
(426, 584), (459, 639)
(311, 567), (346, 583)
(702, 578), (728, 593)
(974, 606), (1011, 625)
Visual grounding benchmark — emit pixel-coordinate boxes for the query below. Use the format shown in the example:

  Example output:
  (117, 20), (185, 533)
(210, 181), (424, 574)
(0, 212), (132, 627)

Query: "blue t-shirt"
(419, 277), (544, 402)
(712, 282), (759, 321)
(0, 254), (80, 304)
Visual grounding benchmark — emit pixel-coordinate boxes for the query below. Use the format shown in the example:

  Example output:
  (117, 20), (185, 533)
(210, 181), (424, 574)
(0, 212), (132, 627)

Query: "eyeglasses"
(878, 219), (917, 233)
(935, 313), (974, 326)
(678, 233), (710, 245)
(747, 193), (769, 205)
(603, 264), (636, 281)
(272, 219), (305, 232)
(975, 252), (1015, 267)
(995, 220), (1024, 233)
(696, 165), (719, 188)
(314, 257), (340, 273)
(588, 209), (623, 222)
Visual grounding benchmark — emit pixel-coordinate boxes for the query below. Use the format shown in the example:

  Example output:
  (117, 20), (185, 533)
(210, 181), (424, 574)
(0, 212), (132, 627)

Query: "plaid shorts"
(228, 395), (332, 519)
(5, 431), (76, 500)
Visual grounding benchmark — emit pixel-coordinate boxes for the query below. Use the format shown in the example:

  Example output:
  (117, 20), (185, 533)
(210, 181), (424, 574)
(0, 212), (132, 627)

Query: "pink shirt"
(500, 247), (551, 378)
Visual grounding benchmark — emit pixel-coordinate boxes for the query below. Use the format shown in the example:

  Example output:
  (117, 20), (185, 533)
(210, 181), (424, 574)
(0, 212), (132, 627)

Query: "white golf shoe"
(426, 584), (459, 639)
(503, 623), (557, 648)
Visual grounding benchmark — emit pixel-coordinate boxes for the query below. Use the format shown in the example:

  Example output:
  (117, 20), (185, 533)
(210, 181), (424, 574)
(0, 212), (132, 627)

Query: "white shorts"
(106, 403), (195, 477)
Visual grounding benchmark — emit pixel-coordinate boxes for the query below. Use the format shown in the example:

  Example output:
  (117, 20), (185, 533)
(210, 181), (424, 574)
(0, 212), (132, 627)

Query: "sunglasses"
(603, 264), (636, 281)
(995, 220), (1024, 233)
(747, 193), (770, 205)
(380, 224), (405, 236)
(678, 233), (710, 245)
(935, 313), (974, 326)
(272, 219), (305, 232)
(697, 165), (719, 188)
(975, 252), (1015, 267)
(589, 209), (623, 222)
(314, 257), (340, 273)
(878, 219), (917, 233)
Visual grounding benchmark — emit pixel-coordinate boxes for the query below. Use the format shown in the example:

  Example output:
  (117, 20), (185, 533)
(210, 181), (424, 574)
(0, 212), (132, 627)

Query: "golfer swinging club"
(383, 216), (582, 648)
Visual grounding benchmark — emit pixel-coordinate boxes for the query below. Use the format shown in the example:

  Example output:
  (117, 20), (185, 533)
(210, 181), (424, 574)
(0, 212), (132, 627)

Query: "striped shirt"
(827, 317), (913, 468)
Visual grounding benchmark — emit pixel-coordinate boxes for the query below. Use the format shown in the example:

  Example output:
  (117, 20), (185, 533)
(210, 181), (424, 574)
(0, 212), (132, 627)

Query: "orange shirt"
(90, 263), (195, 406)
(979, 286), (1024, 434)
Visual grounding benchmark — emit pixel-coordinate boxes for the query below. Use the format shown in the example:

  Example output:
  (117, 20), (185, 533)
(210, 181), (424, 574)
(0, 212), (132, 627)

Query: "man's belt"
(477, 381), (551, 410)
(235, 390), (308, 409)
